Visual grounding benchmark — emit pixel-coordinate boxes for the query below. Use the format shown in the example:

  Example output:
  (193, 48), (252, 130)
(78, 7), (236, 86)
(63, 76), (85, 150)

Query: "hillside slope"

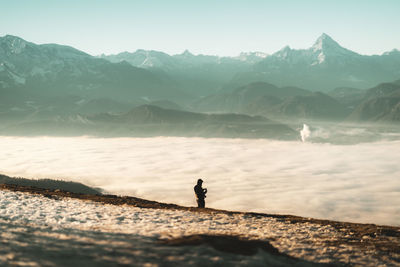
(0, 182), (399, 266)
(348, 82), (400, 122)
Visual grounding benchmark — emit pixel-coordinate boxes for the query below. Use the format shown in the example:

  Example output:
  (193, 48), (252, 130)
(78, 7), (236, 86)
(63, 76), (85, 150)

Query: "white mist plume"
(300, 124), (311, 142)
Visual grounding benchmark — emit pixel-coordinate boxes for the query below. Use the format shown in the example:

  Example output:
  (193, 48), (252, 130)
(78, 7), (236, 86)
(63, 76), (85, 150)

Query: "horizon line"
(1, 33), (399, 58)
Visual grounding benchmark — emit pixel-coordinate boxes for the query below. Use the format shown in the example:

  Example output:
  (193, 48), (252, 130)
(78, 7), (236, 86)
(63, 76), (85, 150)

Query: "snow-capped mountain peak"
(311, 33), (342, 52)
(308, 33), (361, 66)
(274, 45), (292, 59)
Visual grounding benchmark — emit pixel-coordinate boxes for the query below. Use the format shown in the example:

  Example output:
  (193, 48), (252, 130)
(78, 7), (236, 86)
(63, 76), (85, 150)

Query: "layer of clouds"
(0, 135), (399, 226)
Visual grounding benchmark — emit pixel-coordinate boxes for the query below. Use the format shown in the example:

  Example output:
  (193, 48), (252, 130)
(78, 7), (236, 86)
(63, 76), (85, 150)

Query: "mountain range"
(0, 33), (399, 138)
(1, 104), (298, 140)
(102, 33), (400, 93)
(0, 35), (188, 108)
(348, 80), (400, 121)
(101, 49), (267, 97)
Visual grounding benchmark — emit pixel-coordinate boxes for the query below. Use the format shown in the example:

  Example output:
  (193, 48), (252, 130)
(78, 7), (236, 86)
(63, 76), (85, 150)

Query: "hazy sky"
(1, 0), (399, 56)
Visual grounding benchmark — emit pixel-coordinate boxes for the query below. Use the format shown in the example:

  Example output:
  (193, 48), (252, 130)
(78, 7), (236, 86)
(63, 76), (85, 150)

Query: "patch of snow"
(140, 56), (153, 67)
(311, 52), (326, 65)
(311, 33), (333, 52)
(9, 38), (27, 54)
(317, 52), (326, 63)
(0, 190), (396, 266)
(275, 46), (291, 59)
(237, 52), (269, 62)
(312, 40), (323, 52)
(254, 52), (268, 58)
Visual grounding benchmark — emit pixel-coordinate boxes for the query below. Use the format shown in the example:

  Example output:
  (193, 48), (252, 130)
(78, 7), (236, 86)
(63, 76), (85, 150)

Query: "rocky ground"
(0, 183), (399, 266)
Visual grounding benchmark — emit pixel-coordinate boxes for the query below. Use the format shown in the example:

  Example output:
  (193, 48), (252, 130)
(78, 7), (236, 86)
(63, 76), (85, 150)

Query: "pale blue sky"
(1, 0), (399, 56)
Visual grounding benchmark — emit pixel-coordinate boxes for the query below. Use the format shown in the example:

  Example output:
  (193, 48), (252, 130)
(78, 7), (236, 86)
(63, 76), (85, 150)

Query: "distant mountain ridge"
(100, 48), (268, 96)
(2, 33), (399, 98)
(91, 104), (269, 125)
(194, 82), (348, 121)
(348, 81), (400, 121)
(100, 49), (267, 70)
(0, 35), (187, 103)
(228, 34), (400, 91)
(1, 105), (298, 140)
(100, 34), (400, 93)
(1, 33), (400, 133)
(0, 34), (196, 123)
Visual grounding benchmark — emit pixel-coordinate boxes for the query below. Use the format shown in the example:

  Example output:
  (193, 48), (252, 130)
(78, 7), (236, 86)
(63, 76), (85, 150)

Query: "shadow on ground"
(0, 221), (330, 267)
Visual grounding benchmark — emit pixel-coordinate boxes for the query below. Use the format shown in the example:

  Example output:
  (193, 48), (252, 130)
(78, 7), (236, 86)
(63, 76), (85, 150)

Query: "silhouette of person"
(194, 179), (207, 208)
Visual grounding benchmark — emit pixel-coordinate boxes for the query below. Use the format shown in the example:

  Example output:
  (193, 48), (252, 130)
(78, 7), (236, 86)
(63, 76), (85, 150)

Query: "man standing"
(194, 179), (207, 208)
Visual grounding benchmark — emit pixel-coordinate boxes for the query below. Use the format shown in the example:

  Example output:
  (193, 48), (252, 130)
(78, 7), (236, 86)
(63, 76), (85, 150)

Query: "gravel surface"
(0, 185), (399, 266)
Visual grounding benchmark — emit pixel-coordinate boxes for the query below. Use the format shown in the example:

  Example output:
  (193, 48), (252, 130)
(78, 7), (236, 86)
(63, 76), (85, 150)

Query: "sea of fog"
(0, 131), (399, 226)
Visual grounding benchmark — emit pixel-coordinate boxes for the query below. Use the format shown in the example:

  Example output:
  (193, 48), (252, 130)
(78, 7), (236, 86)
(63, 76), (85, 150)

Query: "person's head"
(197, 179), (203, 185)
